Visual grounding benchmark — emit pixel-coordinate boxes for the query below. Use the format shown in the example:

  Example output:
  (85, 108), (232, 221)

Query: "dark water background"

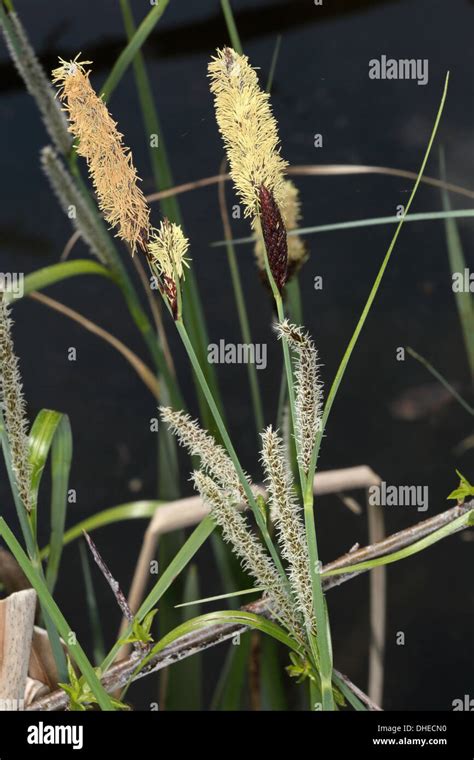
(0, 0), (473, 710)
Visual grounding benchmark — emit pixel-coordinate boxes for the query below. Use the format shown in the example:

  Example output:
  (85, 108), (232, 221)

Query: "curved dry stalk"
(58, 228), (175, 377)
(59, 164), (474, 262)
(28, 292), (160, 399)
(60, 230), (80, 261)
(144, 164), (474, 203)
(289, 164), (474, 198)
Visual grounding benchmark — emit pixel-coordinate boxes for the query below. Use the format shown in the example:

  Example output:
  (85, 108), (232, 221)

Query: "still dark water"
(0, 0), (472, 710)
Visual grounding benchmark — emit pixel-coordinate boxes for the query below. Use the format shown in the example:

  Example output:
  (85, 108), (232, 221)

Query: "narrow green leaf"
(306, 73), (450, 489)
(117, 0), (226, 438)
(332, 672), (367, 711)
(175, 586), (262, 609)
(132, 610), (300, 686)
(211, 208), (474, 248)
(211, 635), (251, 710)
(261, 637), (288, 710)
(220, 0), (243, 54)
(39, 500), (162, 560)
(119, 0), (181, 502)
(439, 149), (474, 383)
(79, 540), (106, 665)
(45, 414), (73, 592)
(101, 1), (171, 102)
(266, 35), (282, 93)
(0, 408), (68, 679)
(167, 565), (202, 710)
(4, 261), (113, 304)
(28, 409), (64, 526)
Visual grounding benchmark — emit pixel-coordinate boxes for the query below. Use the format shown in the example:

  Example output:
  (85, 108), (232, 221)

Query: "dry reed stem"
(60, 165), (474, 262)
(28, 292), (160, 399)
(0, 589), (37, 710)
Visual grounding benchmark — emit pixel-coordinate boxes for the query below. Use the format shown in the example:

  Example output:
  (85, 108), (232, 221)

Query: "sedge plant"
(0, 0), (457, 710)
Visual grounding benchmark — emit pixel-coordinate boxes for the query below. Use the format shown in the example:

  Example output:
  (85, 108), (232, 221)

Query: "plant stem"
(258, 228), (334, 708)
(218, 172), (265, 435)
(220, 0), (243, 53)
(175, 319), (287, 580)
(303, 491), (334, 710)
(226, 244), (265, 432)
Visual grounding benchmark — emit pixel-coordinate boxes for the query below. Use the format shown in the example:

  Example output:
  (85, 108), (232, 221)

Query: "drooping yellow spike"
(52, 57), (150, 252)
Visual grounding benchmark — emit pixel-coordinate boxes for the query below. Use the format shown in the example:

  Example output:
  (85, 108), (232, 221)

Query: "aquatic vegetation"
(0, 0), (471, 719)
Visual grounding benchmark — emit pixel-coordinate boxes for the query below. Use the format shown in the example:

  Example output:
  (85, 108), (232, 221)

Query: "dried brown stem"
(334, 669), (383, 711)
(59, 165), (474, 263)
(28, 292), (160, 399)
(83, 532), (132, 623)
(144, 165), (474, 202)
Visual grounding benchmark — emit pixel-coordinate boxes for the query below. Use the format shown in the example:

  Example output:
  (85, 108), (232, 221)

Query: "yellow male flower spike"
(52, 56), (150, 253)
(148, 219), (190, 317)
(208, 47), (287, 220)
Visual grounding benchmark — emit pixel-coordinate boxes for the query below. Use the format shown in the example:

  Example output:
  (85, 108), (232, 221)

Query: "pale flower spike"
(275, 320), (324, 475)
(159, 406), (246, 500)
(192, 470), (304, 641)
(0, 298), (32, 513)
(260, 426), (316, 635)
